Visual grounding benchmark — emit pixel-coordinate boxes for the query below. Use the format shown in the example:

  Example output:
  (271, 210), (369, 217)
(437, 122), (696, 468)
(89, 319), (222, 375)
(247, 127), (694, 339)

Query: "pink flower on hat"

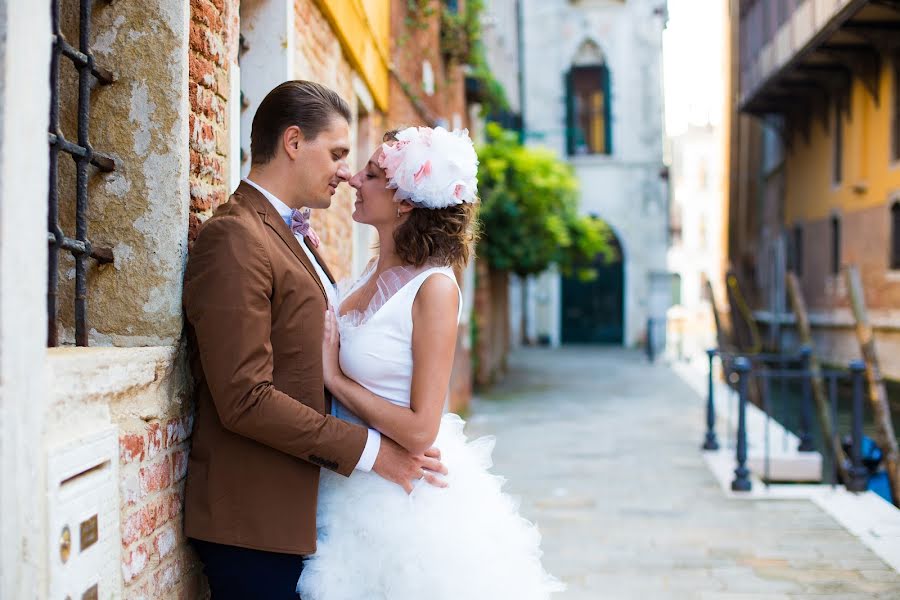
(377, 126), (479, 210)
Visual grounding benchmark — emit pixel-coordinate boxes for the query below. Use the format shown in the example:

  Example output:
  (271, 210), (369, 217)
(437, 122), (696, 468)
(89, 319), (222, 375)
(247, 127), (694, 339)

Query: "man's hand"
(372, 437), (448, 494)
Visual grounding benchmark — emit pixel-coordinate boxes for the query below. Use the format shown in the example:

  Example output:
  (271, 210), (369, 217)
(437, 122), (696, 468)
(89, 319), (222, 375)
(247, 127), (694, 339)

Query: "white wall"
(481, 0), (521, 114)
(238, 0), (294, 175)
(0, 2), (51, 596)
(521, 0), (669, 346)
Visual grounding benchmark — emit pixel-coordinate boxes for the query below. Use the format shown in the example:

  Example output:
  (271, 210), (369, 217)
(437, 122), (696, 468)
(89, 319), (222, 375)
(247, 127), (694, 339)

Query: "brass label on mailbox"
(79, 515), (98, 551)
(82, 583), (98, 600)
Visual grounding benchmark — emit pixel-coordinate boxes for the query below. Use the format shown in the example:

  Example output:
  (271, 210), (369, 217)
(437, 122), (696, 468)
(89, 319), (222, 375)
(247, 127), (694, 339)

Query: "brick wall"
(188, 0), (239, 242)
(474, 262), (510, 386)
(798, 204), (900, 312)
(293, 0), (355, 280)
(118, 412), (199, 599)
(293, 0), (385, 281)
(388, 0), (467, 129)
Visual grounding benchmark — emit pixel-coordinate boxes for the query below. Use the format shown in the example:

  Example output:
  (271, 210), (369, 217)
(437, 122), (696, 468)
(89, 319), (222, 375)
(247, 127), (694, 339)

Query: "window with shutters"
(566, 64), (612, 156)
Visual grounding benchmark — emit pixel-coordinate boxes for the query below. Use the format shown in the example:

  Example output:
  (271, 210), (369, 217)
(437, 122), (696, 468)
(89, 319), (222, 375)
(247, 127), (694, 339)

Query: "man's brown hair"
(250, 80), (351, 165)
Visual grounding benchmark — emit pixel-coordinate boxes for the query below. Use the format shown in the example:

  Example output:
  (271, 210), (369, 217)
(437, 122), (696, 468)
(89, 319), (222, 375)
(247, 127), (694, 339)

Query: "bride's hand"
(322, 306), (342, 388)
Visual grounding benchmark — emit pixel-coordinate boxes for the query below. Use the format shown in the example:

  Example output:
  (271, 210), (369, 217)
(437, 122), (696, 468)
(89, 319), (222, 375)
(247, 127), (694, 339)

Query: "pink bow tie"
(289, 208), (321, 248)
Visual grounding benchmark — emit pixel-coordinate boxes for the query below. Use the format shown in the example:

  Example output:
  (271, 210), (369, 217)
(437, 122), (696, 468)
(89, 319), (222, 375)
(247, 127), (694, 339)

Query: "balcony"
(739, 0), (900, 125)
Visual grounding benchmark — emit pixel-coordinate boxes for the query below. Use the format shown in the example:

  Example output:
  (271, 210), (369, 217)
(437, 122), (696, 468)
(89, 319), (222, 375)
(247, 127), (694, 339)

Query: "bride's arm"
(323, 274), (460, 455)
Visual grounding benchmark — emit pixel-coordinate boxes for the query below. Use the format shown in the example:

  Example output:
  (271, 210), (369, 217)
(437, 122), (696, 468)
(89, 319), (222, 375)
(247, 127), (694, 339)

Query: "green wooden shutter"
(565, 69), (575, 156)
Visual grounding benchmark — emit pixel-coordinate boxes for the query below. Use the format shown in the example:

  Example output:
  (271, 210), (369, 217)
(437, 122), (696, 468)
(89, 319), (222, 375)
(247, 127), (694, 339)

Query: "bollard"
(847, 360), (869, 492)
(646, 318), (656, 363)
(732, 357), (752, 492)
(798, 346), (815, 452)
(702, 348), (719, 450)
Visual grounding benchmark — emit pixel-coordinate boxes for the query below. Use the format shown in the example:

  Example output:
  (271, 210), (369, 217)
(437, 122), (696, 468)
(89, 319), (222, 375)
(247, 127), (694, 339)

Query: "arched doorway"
(561, 233), (624, 344)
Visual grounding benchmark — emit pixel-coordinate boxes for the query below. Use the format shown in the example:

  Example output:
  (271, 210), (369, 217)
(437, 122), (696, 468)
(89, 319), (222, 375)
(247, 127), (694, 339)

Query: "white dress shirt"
(244, 178), (381, 472)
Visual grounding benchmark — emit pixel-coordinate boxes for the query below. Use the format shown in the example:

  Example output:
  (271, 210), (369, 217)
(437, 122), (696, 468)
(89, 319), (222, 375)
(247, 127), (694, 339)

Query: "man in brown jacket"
(183, 81), (445, 598)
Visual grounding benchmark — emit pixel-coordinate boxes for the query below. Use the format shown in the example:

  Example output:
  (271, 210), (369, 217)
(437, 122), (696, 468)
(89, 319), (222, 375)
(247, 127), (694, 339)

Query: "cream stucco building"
(513, 0), (670, 348)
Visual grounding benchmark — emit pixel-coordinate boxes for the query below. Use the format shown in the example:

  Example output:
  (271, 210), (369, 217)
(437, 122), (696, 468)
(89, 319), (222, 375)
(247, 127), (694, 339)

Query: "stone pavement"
(466, 347), (900, 599)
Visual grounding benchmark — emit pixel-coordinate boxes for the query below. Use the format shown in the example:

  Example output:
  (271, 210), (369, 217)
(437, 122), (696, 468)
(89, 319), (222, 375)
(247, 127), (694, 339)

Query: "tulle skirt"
(297, 413), (565, 600)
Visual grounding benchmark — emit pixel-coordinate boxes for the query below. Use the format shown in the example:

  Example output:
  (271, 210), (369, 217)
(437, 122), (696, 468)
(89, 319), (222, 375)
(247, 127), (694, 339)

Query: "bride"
(297, 126), (563, 599)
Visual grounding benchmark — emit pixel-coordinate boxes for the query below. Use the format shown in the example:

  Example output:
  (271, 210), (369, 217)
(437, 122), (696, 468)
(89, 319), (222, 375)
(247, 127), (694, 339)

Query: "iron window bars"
(48, 0), (115, 346)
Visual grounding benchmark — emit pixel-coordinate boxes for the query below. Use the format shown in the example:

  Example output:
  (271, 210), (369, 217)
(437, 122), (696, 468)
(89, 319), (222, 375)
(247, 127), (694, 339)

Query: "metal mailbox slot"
(48, 427), (120, 599)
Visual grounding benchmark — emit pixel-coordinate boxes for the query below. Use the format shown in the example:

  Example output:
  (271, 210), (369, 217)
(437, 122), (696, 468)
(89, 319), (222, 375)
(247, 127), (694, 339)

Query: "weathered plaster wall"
(52, 0), (192, 347)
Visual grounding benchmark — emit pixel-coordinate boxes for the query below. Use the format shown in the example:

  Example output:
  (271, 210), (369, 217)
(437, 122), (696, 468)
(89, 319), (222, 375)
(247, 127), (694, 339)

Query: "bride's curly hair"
(384, 129), (480, 271)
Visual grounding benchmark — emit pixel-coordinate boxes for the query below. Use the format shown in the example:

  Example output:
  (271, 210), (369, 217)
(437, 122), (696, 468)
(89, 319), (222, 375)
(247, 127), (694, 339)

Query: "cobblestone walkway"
(467, 347), (900, 599)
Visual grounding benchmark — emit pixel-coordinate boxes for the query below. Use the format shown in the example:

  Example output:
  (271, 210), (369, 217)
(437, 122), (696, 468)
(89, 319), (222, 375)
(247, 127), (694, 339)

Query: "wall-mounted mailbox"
(48, 426), (120, 599)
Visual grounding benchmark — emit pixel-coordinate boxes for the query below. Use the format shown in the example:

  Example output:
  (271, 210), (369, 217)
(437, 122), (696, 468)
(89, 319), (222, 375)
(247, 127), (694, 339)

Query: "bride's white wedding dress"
(297, 261), (564, 599)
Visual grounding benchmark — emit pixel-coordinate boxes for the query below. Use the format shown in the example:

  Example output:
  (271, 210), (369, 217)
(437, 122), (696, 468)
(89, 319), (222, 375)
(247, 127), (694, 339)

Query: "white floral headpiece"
(377, 126), (479, 210)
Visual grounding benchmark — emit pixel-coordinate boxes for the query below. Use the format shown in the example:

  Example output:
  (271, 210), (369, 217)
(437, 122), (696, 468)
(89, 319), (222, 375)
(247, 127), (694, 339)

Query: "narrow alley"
(470, 347), (900, 599)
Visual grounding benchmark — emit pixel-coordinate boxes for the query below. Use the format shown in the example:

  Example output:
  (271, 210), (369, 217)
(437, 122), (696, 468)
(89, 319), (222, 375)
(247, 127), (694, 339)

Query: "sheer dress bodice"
(331, 261), (461, 425)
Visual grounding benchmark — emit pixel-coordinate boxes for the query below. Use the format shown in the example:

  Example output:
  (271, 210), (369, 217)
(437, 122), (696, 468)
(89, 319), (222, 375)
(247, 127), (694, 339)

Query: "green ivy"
(477, 124), (615, 279)
(439, 0), (509, 116)
(405, 0), (437, 31)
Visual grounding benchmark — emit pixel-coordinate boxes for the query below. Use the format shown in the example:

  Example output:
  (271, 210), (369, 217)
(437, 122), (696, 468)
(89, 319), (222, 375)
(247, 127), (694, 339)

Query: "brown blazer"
(182, 181), (368, 555)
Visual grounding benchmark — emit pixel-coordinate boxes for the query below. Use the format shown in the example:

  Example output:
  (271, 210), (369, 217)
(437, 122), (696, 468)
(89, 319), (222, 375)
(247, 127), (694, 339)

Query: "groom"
(182, 81), (445, 598)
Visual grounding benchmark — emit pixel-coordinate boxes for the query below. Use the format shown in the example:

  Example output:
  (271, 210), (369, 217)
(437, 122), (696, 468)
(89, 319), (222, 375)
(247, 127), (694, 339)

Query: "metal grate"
(48, 0), (115, 346)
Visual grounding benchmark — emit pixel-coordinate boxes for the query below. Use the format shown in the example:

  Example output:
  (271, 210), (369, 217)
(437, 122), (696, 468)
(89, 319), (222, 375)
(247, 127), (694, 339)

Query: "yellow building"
(728, 0), (900, 379)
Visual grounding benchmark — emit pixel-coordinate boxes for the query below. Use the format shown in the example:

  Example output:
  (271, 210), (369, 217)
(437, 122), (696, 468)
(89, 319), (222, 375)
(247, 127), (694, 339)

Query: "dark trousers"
(191, 538), (304, 599)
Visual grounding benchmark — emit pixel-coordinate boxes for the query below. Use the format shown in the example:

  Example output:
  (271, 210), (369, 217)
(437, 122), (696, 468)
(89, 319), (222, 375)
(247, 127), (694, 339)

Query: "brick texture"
(797, 203), (900, 312)
(292, 0), (362, 281)
(119, 413), (200, 598)
(189, 0), (239, 242)
(388, 0), (467, 130)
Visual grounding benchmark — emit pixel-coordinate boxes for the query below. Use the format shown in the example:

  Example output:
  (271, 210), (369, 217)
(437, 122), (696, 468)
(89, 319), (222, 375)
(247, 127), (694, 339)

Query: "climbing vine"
(440, 0), (508, 116)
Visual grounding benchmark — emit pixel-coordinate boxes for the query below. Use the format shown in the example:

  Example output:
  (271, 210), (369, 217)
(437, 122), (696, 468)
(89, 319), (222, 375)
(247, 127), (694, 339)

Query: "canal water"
(758, 369), (900, 486)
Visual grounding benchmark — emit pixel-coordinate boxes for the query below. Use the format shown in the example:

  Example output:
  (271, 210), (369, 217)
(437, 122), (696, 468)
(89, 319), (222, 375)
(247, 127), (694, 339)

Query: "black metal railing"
(48, 0), (116, 346)
(702, 347), (871, 493)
